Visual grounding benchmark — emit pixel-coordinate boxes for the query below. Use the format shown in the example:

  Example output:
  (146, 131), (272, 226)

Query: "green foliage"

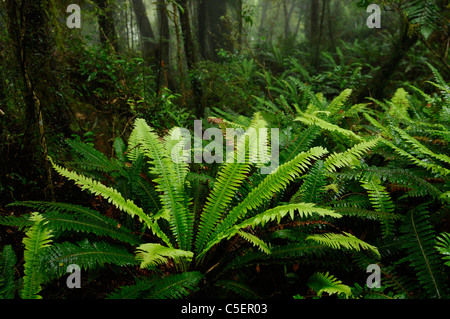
(0, 245), (17, 299)
(307, 272), (352, 298)
(21, 213), (53, 299)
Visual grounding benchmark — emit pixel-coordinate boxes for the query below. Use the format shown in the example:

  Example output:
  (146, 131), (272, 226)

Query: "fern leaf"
(195, 114), (267, 254)
(200, 147), (329, 259)
(308, 272), (352, 298)
(324, 138), (380, 172)
(135, 243), (193, 269)
(134, 118), (192, 251)
(400, 207), (445, 298)
(144, 272), (204, 299)
(306, 232), (380, 258)
(217, 280), (262, 299)
(0, 245), (17, 299)
(21, 213), (53, 299)
(40, 240), (138, 281)
(49, 157), (172, 247)
(435, 232), (450, 267)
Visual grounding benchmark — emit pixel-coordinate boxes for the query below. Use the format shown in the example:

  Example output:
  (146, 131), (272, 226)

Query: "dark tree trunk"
(96, 0), (119, 52)
(309, 0), (319, 67)
(198, 0), (232, 61)
(357, 22), (418, 101)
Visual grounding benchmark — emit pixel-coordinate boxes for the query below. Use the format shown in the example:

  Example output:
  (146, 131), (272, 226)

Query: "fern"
(21, 213), (53, 299)
(306, 232), (380, 258)
(400, 206), (445, 298)
(143, 272), (204, 299)
(435, 232), (450, 267)
(0, 245), (17, 299)
(216, 280), (262, 299)
(135, 243), (193, 269)
(307, 272), (352, 298)
(40, 240), (138, 281)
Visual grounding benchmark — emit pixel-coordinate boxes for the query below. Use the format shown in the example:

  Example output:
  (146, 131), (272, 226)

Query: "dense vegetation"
(0, 0), (449, 300)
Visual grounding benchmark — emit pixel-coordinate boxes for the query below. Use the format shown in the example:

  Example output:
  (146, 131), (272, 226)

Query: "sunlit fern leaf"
(324, 138), (380, 172)
(135, 243), (193, 269)
(400, 206), (445, 298)
(307, 272), (352, 298)
(295, 112), (362, 142)
(200, 203), (340, 261)
(216, 280), (262, 299)
(280, 125), (321, 164)
(236, 231), (271, 254)
(40, 240), (138, 281)
(195, 114), (267, 254)
(21, 213), (53, 299)
(144, 271), (204, 299)
(49, 157), (172, 247)
(0, 245), (17, 299)
(306, 232), (380, 258)
(326, 88), (353, 120)
(134, 118), (193, 251)
(199, 147), (329, 260)
(435, 232), (450, 267)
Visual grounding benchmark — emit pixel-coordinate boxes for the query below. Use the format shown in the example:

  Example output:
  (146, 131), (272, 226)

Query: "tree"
(95, 0), (119, 52)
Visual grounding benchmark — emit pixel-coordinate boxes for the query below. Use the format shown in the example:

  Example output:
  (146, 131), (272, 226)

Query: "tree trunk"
(131, 0), (158, 65)
(309, 0), (319, 67)
(96, 0), (119, 52)
(357, 21), (418, 101)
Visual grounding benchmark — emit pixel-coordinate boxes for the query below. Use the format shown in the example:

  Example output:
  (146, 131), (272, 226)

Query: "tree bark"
(96, 0), (119, 52)
(131, 0), (158, 65)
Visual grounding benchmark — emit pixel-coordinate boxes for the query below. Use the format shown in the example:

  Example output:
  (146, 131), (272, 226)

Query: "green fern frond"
(435, 233), (450, 267)
(216, 280), (262, 299)
(135, 243), (193, 269)
(237, 231), (272, 254)
(295, 112), (362, 142)
(106, 276), (157, 299)
(324, 138), (380, 172)
(134, 118), (192, 251)
(21, 213), (53, 299)
(306, 232), (380, 258)
(307, 272), (352, 298)
(7, 201), (141, 245)
(40, 240), (138, 281)
(326, 88), (353, 119)
(400, 207), (445, 298)
(144, 271), (204, 299)
(291, 160), (327, 204)
(195, 114), (267, 254)
(200, 147), (329, 259)
(280, 125), (321, 164)
(0, 245), (17, 299)
(49, 157), (172, 247)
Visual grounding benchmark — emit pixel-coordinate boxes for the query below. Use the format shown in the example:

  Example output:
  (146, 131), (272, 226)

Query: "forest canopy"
(0, 0), (449, 302)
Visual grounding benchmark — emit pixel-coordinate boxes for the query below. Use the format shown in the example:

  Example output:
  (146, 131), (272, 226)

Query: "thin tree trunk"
(96, 0), (119, 52)
(131, 0), (158, 65)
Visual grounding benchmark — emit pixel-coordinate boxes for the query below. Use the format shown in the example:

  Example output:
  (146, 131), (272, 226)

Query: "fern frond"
(291, 160), (327, 204)
(200, 147), (329, 259)
(327, 88), (353, 119)
(435, 232), (450, 267)
(8, 201), (141, 245)
(135, 243), (193, 269)
(400, 207), (445, 298)
(134, 118), (192, 251)
(0, 245), (17, 299)
(307, 272), (352, 298)
(216, 280), (262, 299)
(306, 232), (380, 258)
(324, 138), (380, 172)
(295, 112), (362, 142)
(195, 114), (267, 254)
(237, 231), (271, 254)
(21, 213), (53, 299)
(49, 157), (172, 247)
(144, 272), (204, 299)
(40, 240), (138, 281)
